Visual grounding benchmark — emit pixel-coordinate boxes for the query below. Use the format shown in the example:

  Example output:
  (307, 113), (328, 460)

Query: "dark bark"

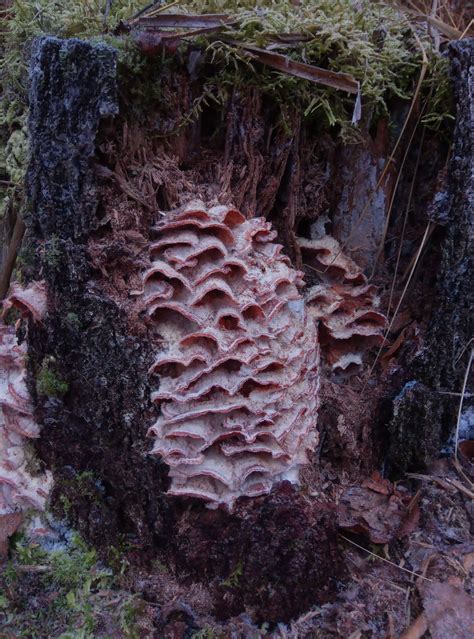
(387, 39), (473, 472)
(28, 37), (117, 241)
(27, 37), (170, 552)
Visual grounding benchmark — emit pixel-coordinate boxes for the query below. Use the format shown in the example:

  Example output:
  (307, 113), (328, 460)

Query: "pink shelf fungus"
(0, 282), (51, 547)
(3, 281), (47, 323)
(299, 235), (386, 374)
(143, 202), (320, 508)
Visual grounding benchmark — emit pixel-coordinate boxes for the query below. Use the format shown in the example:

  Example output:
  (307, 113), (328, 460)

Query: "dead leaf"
(380, 322), (414, 364)
(400, 613), (428, 639)
(0, 511), (22, 559)
(361, 471), (392, 495)
(458, 440), (474, 461)
(462, 551), (474, 573)
(338, 475), (419, 544)
(419, 582), (474, 639)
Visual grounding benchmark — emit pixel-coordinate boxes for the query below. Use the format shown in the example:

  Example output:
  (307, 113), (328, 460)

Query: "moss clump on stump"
(36, 360), (69, 397)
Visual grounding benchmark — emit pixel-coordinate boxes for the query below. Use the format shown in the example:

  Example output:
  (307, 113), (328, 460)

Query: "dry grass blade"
(362, 222), (431, 391)
(454, 347), (473, 472)
(130, 1), (162, 22)
(400, 223), (435, 282)
(227, 42), (359, 94)
(383, 124), (427, 317)
(145, 0), (181, 18)
(339, 534), (434, 582)
(460, 19), (474, 39)
(371, 107), (425, 281)
(445, 476), (474, 500)
(137, 14), (232, 29)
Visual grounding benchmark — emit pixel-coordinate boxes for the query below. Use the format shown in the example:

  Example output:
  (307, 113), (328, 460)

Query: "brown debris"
(0, 510), (22, 559)
(419, 581), (474, 639)
(338, 472), (420, 544)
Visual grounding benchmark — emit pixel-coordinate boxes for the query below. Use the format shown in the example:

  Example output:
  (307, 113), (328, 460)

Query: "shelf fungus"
(0, 282), (51, 546)
(299, 235), (386, 374)
(143, 202), (320, 509)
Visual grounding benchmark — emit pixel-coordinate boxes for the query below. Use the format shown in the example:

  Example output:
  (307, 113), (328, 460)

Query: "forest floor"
(1, 449), (472, 638)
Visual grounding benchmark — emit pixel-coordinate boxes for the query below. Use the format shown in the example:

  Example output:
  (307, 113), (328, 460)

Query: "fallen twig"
(137, 13), (233, 29)
(228, 42), (359, 94)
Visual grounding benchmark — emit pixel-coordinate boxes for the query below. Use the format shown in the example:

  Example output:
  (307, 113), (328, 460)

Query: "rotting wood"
(0, 213), (25, 300)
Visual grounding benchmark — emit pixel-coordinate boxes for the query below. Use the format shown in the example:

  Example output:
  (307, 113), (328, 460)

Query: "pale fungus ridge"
(0, 282), (52, 523)
(0, 326), (50, 512)
(143, 202), (320, 509)
(300, 235), (386, 374)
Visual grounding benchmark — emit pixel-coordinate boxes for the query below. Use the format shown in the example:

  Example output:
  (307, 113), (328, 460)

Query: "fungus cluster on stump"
(143, 202), (320, 509)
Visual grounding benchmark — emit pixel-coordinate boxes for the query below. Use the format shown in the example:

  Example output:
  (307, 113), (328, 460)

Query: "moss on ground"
(0, 532), (148, 638)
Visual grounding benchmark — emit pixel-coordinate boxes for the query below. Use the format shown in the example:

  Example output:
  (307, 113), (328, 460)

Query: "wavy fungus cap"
(0, 281), (50, 521)
(143, 202), (320, 509)
(0, 325), (51, 517)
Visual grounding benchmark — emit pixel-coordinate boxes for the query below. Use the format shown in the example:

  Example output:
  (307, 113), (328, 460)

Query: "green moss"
(192, 627), (217, 639)
(66, 312), (82, 330)
(119, 596), (147, 639)
(151, 0), (453, 138)
(0, 531), (156, 638)
(2, 533), (116, 637)
(5, 126), (28, 184)
(220, 560), (243, 589)
(36, 359), (69, 397)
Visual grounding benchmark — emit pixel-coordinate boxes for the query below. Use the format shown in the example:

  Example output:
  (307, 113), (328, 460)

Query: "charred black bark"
(26, 37), (170, 552)
(387, 39), (473, 472)
(28, 37), (117, 240)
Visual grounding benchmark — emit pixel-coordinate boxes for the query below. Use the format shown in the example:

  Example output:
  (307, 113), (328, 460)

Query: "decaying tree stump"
(19, 32), (473, 625)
